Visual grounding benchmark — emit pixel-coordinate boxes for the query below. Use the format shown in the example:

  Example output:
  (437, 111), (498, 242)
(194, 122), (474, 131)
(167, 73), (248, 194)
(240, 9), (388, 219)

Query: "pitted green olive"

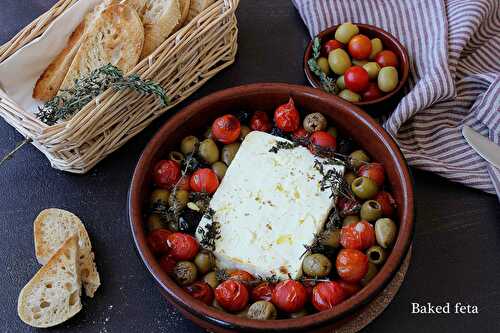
(150, 189), (170, 206)
(360, 262), (378, 286)
(247, 301), (277, 320)
(194, 251), (215, 274)
(169, 151), (185, 164)
(211, 161), (228, 180)
(180, 136), (199, 155)
(222, 143), (240, 165)
(302, 253), (332, 277)
(198, 139), (219, 164)
(360, 200), (383, 222)
(375, 218), (397, 248)
(203, 271), (219, 289)
(351, 177), (379, 199)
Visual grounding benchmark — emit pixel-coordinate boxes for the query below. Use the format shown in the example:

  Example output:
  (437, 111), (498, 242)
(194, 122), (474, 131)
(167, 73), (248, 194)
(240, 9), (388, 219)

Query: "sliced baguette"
(59, 4), (144, 91)
(34, 209), (100, 298)
(176, 0), (191, 29)
(18, 235), (82, 328)
(186, 0), (214, 22)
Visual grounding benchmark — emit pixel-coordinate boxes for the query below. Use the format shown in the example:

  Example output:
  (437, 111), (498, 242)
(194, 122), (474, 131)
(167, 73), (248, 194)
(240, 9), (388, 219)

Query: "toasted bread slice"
(175, 0), (191, 29)
(34, 209), (100, 298)
(60, 4), (144, 91)
(187, 0), (214, 22)
(18, 235), (81, 328)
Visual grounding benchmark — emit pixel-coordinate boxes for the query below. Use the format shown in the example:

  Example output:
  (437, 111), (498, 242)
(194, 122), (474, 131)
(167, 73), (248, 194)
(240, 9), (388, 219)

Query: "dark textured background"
(1, 1), (499, 332)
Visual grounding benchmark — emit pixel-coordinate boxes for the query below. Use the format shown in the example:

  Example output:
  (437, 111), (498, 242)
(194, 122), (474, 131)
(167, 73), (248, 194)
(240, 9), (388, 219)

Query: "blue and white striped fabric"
(292, 0), (500, 199)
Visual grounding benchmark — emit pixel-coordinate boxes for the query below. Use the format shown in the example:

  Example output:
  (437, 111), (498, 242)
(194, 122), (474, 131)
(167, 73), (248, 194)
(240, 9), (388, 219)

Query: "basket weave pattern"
(0, 0), (239, 173)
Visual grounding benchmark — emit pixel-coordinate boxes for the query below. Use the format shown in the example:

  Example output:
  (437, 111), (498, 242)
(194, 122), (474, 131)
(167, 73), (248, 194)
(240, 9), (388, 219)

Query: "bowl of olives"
(129, 83), (414, 332)
(304, 23), (410, 114)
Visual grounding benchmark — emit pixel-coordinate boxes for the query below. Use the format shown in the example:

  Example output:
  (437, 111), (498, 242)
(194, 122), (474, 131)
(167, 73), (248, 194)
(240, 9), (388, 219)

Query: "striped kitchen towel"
(293, 0), (500, 199)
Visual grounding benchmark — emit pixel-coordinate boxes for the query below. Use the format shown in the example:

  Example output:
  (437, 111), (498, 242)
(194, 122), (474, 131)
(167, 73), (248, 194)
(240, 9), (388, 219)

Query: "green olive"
(366, 245), (387, 265)
(247, 301), (277, 320)
(377, 66), (399, 92)
(360, 262), (378, 286)
(351, 177), (378, 200)
(302, 253), (332, 277)
(328, 49), (352, 75)
(194, 251), (215, 275)
(320, 229), (341, 248)
(150, 189), (170, 206)
(363, 62), (381, 80)
(181, 135), (199, 155)
(352, 59), (368, 67)
(222, 143), (240, 165)
(317, 57), (330, 74)
(342, 215), (360, 227)
(198, 138), (219, 164)
(169, 189), (189, 209)
(211, 161), (228, 180)
(289, 309), (309, 318)
(303, 112), (328, 132)
(240, 125), (251, 140)
(360, 200), (383, 222)
(147, 214), (165, 232)
(169, 151), (185, 164)
(172, 261), (198, 286)
(336, 75), (346, 90)
(327, 126), (337, 138)
(335, 22), (359, 44)
(338, 89), (361, 102)
(203, 271), (219, 289)
(369, 38), (383, 60)
(344, 171), (357, 186)
(349, 149), (371, 169)
(375, 218), (397, 248)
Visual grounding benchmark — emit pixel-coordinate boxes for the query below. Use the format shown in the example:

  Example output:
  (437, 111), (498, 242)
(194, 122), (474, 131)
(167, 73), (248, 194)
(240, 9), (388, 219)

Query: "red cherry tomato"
(338, 281), (361, 297)
(311, 281), (347, 312)
(348, 34), (372, 60)
(229, 270), (255, 286)
(344, 66), (370, 93)
(337, 196), (361, 217)
(189, 168), (219, 194)
(336, 249), (369, 283)
(212, 114), (241, 144)
(340, 221), (376, 251)
(274, 98), (301, 132)
(159, 254), (176, 275)
(322, 39), (343, 55)
(147, 229), (172, 255)
(358, 163), (385, 187)
(292, 127), (309, 140)
(375, 50), (399, 68)
(251, 282), (274, 302)
(153, 160), (181, 190)
(185, 281), (214, 305)
(215, 280), (249, 312)
(271, 280), (307, 313)
(302, 279), (315, 299)
(167, 232), (199, 261)
(309, 131), (337, 154)
(375, 191), (396, 217)
(362, 83), (383, 101)
(250, 111), (272, 132)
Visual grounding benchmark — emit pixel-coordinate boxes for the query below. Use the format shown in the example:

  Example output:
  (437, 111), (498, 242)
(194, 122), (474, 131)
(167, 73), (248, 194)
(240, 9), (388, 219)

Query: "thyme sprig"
(198, 208), (220, 251)
(269, 140), (299, 153)
(308, 37), (338, 94)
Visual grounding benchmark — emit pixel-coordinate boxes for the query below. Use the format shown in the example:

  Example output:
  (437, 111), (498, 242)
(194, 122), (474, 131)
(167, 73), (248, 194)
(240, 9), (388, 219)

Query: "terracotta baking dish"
(128, 83), (414, 332)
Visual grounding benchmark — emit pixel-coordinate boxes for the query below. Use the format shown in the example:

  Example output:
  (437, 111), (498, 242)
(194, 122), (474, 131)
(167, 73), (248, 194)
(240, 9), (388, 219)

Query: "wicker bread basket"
(0, 0), (239, 173)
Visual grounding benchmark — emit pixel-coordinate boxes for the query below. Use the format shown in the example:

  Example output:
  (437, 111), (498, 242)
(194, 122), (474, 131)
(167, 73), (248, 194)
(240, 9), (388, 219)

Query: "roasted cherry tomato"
(274, 98), (300, 132)
(358, 163), (385, 187)
(344, 66), (370, 93)
(271, 280), (307, 313)
(189, 168), (219, 194)
(167, 232), (199, 261)
(153, 160), (181, 190)
(348, 34), (372, 60)
(322, 39), (343, 55)
(252, 282), (274, 302)
(229, 270), (255, 287)
(375, 50), (399, 68)
(212, 114), (241, 144)
(362, 82), (383, 101)
(250, 111), (272, 132)
(292, 127), (310, 140)
(184, 281), (214, 305)
(375, 191), (396, 217)
(215, 280), (249, 312)
(336, 248), (369, 283)
(311, 281), (347, 312)
(340, 220), (376, 250)
(337, 196), (361, 217)
(309, 131), (337, 154)
(159, 254), (176, 275)
(338, 281), (361, 297)
(147, 229), (172, 254)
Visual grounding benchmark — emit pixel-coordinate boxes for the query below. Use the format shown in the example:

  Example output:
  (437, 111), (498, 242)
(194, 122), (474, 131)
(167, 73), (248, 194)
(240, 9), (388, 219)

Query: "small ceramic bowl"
(304, 23), (410, 115)
(129, 83), (414, 332)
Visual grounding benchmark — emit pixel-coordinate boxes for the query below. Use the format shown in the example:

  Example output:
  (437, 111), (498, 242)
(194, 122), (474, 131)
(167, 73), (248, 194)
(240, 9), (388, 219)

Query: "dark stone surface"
(0, 1), (498, 332)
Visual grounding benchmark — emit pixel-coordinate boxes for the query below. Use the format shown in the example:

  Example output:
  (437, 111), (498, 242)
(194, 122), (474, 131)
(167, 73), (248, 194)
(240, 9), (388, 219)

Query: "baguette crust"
(187, 0), (215, 22)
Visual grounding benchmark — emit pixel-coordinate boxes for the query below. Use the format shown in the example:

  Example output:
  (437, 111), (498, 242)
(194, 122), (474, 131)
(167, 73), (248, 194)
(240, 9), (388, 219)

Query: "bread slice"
(176, 0), (191, 29)
(34, 209), (100, 298)
(18, 235), (82, 328)
(187, 0), (214, 22)
(59, 4), (144, 91)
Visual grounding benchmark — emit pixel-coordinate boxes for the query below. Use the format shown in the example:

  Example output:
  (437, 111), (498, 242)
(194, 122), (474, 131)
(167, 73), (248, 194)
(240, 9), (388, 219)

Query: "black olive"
(179, 209), (204, 233)
(337, 137), (357, 155)
(234, 110), (251, 123)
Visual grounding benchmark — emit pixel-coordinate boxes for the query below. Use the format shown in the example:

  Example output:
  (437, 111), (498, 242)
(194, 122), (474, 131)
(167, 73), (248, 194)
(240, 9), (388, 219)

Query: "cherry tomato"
(302, 279), (315, 299)
(358, 163), (385, 187)
(344, 66), (370, 93)
(340, 221), (376, 250)
(337, 196), (361, 217)
(147, 229), (172, 254)
(322, 39), (343, 55)
(271, 280), (307, 313)
(251, 282), (274, 302)
(292, 127), (309, 140)
(338, 281), (361, 297)
(311, 281), (347, 312)
(336, 249), (369, 283)
(274, 98), (300, 132)
(153, 160), (181, 190)
(309, 131), (337, 154)
(167, 232), (199, 261)
(375, 191), (396, 217)
(215, 280), (249, 312)
(159, 254), (176, 275)
(375, 50), (399, 68)
(229, 270), (255, 287)
(250, 111), (272, 132)
(348, 34), (372, 60)
(185, 281), (214, 305)
(212, 114), (241, 144)
(362, 83), (383, 101)
(189, 168), (219, 194)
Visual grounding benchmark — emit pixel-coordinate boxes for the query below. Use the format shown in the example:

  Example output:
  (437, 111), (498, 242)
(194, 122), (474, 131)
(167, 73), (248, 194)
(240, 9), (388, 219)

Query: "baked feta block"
(196, 131), (344, 279)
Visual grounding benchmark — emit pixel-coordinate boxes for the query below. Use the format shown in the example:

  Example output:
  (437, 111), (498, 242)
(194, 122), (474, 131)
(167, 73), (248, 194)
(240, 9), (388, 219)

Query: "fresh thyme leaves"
(36, 64), (169, 125)
(314, 159), (356, 201)
(215, 268), (231, 282)
(312, 37), (322, 60)
(325, 207), (343, 230)
(307, 58), (338, 94)
(269, 140), (299, 154)
(198, 210), (220, 251)
(301, 231), (337, 259)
